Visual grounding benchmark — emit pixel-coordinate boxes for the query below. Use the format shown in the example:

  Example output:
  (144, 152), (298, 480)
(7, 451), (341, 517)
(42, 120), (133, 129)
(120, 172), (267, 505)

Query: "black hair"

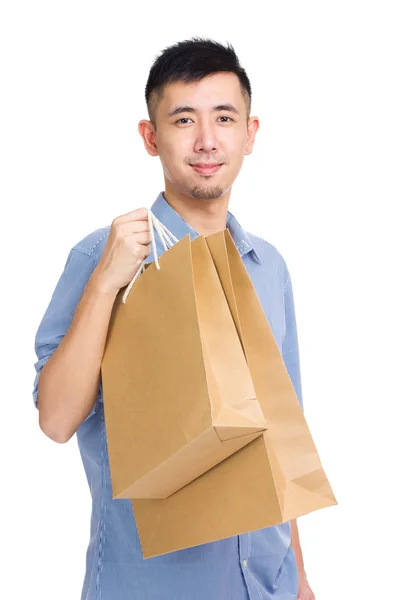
(145, 37), (252, 125)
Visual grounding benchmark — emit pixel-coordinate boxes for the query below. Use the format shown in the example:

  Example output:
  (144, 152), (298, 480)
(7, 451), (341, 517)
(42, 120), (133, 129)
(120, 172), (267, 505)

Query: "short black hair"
(145, 37), (252, 126)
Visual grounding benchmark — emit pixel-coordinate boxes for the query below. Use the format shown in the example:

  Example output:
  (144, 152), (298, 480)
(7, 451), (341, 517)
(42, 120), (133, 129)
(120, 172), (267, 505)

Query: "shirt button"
(242, 559), (247, 568)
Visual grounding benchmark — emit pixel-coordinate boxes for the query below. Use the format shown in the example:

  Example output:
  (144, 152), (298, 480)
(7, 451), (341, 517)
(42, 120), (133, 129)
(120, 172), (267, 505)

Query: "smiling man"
(33, 38), (315, 600)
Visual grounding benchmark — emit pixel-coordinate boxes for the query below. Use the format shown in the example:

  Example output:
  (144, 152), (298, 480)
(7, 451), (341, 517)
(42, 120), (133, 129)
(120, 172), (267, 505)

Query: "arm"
(282, 260), (306, 566)
(35, 249), (118, 443)
(290, 518), (306, 578)
(283, 262), (315, 597)
(33, 208), (153, 443)
(291, 519), (315, 599)
(281, 257), (304, 410)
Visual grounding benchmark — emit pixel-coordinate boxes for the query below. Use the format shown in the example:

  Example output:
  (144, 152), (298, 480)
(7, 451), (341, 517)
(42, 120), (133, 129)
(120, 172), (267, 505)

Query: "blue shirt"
(33, 191), (304, 600)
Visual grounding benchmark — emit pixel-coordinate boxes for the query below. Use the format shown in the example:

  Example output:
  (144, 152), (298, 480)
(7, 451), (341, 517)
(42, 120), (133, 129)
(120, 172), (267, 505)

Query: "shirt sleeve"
(32, 247), (103, 424)
(281, 259), (304, 411)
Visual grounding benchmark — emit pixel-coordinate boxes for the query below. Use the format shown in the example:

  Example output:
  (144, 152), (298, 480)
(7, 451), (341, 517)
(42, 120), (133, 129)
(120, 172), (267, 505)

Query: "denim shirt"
(33, 191), (304, 600)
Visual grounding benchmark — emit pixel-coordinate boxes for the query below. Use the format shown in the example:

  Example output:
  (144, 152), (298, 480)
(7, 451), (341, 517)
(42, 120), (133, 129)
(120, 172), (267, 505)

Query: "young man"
(33, 38), (315, 600)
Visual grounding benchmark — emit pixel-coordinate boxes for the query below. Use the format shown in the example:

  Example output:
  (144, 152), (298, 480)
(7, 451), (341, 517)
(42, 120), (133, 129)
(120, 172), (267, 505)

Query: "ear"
(245, 116), (260, 155)
(138, 120), (159, 157)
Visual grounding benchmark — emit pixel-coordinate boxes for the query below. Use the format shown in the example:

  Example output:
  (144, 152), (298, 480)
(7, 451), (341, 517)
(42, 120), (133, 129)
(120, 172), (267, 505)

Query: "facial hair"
(191, 185), (224, 200)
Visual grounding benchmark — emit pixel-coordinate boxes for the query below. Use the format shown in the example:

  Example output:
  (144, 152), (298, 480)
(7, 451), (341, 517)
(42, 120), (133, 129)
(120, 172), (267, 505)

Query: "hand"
(297, 571), (315, 600)
(92, 207), (153, 295)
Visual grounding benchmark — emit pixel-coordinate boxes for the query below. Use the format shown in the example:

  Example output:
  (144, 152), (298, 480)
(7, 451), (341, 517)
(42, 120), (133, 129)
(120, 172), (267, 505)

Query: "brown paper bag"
(132, 229), (337, 559)
(101, 234), (267, 501)
(206, 230), (337, 516)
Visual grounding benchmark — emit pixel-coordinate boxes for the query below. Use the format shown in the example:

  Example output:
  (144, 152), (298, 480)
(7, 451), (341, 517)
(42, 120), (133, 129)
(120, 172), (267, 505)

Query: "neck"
(162, 184), (232, 236)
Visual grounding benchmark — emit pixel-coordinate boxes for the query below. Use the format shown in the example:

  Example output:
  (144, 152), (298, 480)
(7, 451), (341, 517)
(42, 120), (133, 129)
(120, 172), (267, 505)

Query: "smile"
(190, 164), (223, 175)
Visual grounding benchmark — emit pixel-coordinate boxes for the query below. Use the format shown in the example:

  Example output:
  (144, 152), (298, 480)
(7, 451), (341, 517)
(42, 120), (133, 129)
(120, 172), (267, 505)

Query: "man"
(33, 37), (315, 600)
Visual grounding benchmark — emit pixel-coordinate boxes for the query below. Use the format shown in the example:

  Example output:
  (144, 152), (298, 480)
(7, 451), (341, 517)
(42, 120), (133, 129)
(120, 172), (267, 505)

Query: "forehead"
(159, 72), (246, 113)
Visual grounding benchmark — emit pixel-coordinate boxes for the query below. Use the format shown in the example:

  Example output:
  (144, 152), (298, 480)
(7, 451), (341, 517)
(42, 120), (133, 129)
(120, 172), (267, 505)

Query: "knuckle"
(132, 245), (143, 258)
(132, 207), (147, 220)
(120, 235), (131, 249)
(143, 232), (152, 243)
(111, 215), (122, 227)
(116, 223), (129, 238)
(112, 220), (123, 234)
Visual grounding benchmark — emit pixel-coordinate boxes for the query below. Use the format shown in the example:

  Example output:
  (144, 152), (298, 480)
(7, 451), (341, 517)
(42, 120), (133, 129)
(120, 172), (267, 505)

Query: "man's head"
(138, 37), (259, 201)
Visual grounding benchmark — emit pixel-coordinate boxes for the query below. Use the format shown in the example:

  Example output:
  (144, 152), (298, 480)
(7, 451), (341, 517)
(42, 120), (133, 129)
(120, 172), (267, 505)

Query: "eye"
(217, 116), (234, 122)
(176, 117), (194, 124)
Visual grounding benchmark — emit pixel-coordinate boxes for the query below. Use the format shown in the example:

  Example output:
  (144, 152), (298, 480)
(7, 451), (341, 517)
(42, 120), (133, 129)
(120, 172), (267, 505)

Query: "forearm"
(290, 519), (306, 577)
(37, 269), (117, 442)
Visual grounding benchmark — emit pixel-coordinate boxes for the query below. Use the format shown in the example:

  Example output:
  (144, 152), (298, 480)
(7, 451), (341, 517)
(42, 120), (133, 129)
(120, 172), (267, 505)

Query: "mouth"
(190, 163), (223, 175)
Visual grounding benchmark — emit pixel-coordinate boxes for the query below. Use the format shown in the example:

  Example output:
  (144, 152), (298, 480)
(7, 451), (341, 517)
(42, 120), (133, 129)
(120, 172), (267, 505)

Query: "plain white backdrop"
(1, 1), (399, 598)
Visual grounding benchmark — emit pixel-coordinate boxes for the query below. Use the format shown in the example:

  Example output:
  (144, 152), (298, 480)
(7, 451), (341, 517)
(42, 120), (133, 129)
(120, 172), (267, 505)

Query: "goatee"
(191, 185), (224, 200)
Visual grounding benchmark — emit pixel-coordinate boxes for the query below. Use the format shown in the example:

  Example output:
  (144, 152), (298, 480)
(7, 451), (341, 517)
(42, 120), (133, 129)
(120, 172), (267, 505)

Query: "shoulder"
(247, 231), (286, 266)
(246, 231), (291, 290)
(71, 225), (111, 263)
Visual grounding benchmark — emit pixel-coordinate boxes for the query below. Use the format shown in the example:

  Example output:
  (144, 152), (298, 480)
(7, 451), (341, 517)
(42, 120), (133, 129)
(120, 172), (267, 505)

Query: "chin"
(190, 184), (225, 201)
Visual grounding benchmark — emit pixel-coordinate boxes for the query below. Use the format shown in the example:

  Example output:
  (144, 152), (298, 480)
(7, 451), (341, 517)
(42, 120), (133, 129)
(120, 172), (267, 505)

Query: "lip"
(190, 163), (223, 175)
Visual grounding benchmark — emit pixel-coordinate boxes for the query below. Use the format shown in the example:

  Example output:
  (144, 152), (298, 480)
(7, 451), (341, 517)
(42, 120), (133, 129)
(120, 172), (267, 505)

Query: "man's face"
(140, 72), (259, 200)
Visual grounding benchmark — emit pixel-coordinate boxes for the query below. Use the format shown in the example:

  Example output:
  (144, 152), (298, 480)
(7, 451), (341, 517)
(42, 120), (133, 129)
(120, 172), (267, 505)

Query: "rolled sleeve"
(32, 248), (102, 422)
(281, 259), (304, 411)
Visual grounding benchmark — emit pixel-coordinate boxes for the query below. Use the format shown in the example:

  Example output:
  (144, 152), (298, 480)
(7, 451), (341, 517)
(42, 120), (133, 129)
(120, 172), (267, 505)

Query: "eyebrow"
(167, 103), (240, 117)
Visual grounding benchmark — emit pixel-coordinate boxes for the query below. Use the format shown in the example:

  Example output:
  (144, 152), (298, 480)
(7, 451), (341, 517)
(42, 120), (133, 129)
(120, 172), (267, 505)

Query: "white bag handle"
(122, 209), (179, 304)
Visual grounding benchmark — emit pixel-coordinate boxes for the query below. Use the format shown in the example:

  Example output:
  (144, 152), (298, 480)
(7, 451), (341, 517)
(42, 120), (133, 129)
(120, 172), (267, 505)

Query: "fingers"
(122, 220), (151, 234)
(131, 231), (153, 246)
(131, 243), (152, 263)
(140, 245), (152, 259)
(113, 207), (149, 224)
(111, 218), (152, 240)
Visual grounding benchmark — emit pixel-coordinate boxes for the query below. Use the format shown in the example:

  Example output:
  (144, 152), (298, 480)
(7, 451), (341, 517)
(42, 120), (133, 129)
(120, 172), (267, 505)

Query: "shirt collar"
(150, 191), (262, 264)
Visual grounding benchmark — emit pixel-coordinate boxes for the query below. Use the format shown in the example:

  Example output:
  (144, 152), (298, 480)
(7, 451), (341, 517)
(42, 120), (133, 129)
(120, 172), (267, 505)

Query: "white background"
(1, 1), (399, 599)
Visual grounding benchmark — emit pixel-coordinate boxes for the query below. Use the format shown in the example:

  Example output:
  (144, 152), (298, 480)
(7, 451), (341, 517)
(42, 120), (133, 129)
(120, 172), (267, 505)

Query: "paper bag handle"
(122, 209), (178, 304)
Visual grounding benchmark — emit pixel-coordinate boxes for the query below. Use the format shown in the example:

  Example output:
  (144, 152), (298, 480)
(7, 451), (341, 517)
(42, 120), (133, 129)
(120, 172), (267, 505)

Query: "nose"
(193, 120), (218, 154)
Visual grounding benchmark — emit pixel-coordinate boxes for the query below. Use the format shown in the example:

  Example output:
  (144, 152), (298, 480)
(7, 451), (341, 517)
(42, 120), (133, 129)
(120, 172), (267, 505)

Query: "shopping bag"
(101, 230), (267, 501)
(206, 230), (337, 518)
(132, 229), (337, 558)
